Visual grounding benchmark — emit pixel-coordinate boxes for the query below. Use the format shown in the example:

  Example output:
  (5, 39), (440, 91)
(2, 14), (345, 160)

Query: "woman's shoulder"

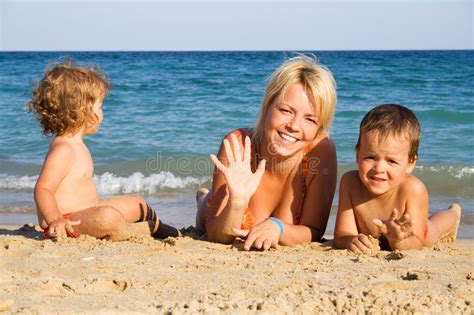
(223, 128), (252, 140)
(307, 133), (336, 157)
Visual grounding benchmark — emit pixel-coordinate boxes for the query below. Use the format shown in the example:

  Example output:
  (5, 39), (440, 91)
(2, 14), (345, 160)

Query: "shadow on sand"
(0, 224), (43, 239)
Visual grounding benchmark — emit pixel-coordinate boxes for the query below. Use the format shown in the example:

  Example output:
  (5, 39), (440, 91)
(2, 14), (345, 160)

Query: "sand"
(0, 224), (473, 314)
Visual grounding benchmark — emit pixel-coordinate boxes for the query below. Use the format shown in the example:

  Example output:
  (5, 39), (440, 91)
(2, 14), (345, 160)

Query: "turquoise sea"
(0, 51), (473, 237)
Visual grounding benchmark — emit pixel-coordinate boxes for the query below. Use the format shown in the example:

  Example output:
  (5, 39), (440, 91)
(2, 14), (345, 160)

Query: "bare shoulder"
(220, 129), (251, 152)
(400, 174), (428, 196)
(341, 170), (359, 184)
(308, 134), (336, 156)
(340, 170), (363, 192)
(306, 134), (337, 171)
(47, 138), (75, 160)
(223, 128), (249, 141)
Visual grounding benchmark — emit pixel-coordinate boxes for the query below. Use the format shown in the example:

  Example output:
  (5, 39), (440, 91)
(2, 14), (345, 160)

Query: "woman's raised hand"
(210, 134), (266, 204)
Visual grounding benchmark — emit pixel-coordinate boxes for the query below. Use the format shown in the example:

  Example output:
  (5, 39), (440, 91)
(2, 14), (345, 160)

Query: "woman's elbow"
(206, 226), (236, 244)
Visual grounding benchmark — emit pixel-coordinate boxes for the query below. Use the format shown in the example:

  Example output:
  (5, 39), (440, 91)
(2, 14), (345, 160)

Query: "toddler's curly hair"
(27, 60), (111, 136)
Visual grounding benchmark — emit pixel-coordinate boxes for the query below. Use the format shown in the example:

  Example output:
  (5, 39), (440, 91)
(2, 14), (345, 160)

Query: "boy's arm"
(374, 178), (428, 250)
(334, 172), (373, 254)
(35, 143), (74, 225)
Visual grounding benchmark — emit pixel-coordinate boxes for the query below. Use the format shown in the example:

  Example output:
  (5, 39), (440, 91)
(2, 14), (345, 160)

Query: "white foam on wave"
(94, 172), (210, 195)
(416, 165), (474, 179)
(0, 174), (38, 190)
(0, 172), (210, 194)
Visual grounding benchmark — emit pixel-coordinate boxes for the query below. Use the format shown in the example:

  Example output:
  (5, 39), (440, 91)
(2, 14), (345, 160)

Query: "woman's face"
(263, 83), (319, 158)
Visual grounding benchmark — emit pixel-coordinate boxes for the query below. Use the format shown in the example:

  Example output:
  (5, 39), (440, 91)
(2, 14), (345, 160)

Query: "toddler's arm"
(35, 142), (80, 239)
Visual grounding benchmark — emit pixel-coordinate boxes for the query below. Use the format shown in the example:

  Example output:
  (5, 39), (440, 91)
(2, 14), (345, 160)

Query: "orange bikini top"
(209, 128), (310, 230)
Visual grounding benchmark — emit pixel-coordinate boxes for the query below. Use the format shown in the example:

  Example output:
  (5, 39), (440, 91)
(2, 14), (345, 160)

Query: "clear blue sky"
(1, 0), (472, 51)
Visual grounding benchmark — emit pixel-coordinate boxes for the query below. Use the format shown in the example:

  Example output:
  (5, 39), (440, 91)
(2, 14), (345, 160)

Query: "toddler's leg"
(68, 206), (153, 241)
(135, 202), (181, 238)
(195, 188), (209, 233)
(99, 195), (180, 238)
(425, 203), (462, 247)
(99, 195), (149, 222)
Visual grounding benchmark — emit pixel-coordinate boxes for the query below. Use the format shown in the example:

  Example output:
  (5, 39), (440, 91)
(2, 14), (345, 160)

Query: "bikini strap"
(294, 146), (310, 224)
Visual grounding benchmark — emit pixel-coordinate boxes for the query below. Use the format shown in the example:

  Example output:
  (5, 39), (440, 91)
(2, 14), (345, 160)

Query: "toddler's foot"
(439, 203), (462, 243)
(153, 221), (182, 239)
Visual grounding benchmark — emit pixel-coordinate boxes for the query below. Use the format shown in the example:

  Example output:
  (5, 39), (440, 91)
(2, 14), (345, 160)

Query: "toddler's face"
(84, 98), (103, 135)
(356, 131), (416, 196)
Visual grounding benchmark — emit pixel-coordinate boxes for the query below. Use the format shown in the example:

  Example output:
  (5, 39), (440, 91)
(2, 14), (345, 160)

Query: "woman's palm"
(210, 134), (266, 202)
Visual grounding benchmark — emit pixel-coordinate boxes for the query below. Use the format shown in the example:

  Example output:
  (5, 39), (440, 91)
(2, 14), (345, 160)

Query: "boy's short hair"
(355, 104), (420, 162)
(28, 60), (111, 136)
(253, 55), (337, 143)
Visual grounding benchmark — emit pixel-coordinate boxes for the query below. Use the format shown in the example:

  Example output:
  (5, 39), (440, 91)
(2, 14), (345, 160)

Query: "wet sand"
(0, 224), (473, 314)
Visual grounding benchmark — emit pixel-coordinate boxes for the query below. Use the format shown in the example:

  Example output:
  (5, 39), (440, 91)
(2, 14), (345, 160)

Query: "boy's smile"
(357, 131), (416, 196)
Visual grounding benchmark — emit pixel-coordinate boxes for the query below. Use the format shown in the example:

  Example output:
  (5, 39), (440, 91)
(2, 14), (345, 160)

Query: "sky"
(0, 0), (472, 51)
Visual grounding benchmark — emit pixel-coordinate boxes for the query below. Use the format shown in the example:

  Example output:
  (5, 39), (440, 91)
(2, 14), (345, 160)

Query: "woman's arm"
(206, 131), (266, 244)
(240, 136), (338, 248)
(281, 136), (337, 245)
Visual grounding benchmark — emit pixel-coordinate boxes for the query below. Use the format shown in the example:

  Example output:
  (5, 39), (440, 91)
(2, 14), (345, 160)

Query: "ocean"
(0, 51), (473, 237)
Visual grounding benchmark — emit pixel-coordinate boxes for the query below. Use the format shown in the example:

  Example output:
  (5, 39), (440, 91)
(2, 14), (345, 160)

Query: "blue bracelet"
(268, 217), (284, 235)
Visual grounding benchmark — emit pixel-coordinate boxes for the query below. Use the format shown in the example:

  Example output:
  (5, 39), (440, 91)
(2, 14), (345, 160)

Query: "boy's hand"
(348, 234), (373, 255)
(47, 217), (81, 241)
(373, 208), (413, 247)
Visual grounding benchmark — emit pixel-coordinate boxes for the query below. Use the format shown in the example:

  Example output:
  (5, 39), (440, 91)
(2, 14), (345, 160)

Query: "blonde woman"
(196, 55), (337, 250)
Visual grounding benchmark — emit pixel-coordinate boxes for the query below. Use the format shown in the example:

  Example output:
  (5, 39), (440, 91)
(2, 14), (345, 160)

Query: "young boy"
(334, 104), (461, 253)
(28, 60), (179, 241)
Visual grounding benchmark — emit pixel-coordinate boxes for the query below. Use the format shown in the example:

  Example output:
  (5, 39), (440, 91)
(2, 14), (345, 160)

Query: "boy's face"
(84, 98), (103, 135)
(356, 131), (416, 196)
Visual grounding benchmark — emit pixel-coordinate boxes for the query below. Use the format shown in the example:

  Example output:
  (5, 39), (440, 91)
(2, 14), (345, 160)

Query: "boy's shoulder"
(341, 170), (360, 183)
(340, 170), (365, 192)
(399, 174), (427, 195)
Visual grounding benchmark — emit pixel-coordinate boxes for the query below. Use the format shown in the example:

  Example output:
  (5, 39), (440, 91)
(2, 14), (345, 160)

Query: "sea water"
(0, 51), (472, 236)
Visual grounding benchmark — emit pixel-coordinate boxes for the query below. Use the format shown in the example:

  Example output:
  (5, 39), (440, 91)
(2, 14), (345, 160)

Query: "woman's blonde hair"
(27, 60), (110, 136)
(253, 55), (337, 143)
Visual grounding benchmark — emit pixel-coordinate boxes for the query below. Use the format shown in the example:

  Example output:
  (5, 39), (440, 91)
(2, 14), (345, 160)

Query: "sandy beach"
(0, 224), (472, 314)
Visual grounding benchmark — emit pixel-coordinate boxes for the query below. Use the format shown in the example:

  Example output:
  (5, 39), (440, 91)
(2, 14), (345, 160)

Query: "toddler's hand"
(373, 208), (413, 247)
(231, 218), (281, 251)
(47, 217), (81, 241)
(348, 234), (373, 255)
